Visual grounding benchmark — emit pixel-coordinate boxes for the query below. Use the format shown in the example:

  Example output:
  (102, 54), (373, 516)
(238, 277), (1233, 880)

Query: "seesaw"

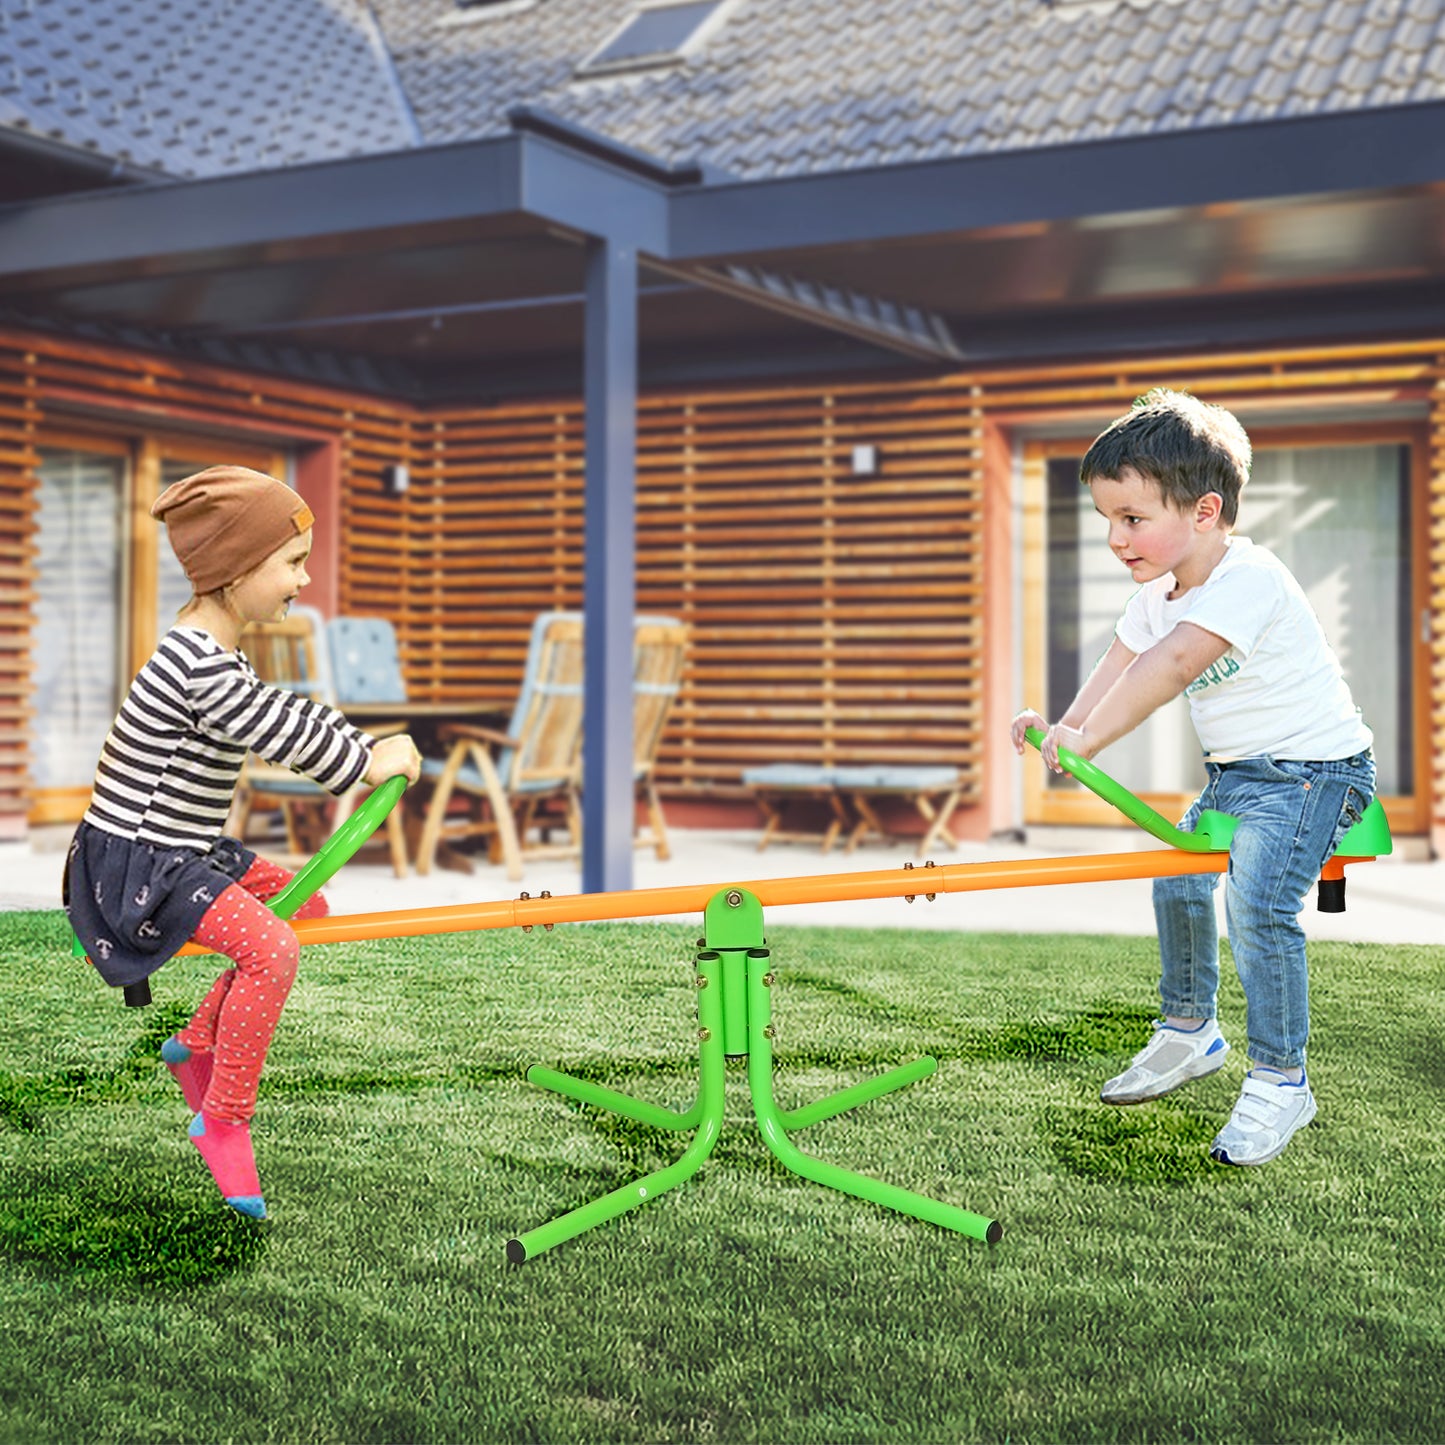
(72, 748), (1389, 1260)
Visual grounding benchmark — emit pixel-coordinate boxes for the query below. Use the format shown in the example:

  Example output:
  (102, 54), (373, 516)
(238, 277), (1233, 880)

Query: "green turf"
(2, 906), (1441, 1444)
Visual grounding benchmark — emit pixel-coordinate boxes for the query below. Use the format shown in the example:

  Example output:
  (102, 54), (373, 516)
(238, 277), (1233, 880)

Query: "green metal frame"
(507, 886), (1001, 1263)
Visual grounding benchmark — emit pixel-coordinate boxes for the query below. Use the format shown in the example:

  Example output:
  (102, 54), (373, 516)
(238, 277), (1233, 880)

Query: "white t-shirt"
(1114, 536), (1372, 762)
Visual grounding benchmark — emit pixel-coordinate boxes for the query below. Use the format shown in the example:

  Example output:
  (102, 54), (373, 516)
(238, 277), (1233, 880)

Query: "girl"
(64, 465), (421, 1219)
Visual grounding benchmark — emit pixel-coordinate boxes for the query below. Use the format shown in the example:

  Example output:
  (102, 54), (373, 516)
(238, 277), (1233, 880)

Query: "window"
(443, 0), (538, 24)
(578, 1), (729, 75)
(31, 448), (125, 800)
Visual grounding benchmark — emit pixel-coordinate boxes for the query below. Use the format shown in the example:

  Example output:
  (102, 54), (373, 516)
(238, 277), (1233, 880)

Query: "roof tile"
(6, 0), (1445, 184)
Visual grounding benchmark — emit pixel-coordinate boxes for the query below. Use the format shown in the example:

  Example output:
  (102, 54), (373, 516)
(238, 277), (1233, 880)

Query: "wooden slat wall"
(636, 378), (983, 796)
(1, 322), (1442, 836)
(0, 343), (37, 838)
(359, 376), (987, 800)
(343, 402), (583, 699)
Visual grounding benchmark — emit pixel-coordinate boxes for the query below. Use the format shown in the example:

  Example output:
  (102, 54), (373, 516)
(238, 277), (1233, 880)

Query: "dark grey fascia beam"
(0, 124), (175, 191)
(0, 128), (673, 293)
(668, 100), (1445, 262)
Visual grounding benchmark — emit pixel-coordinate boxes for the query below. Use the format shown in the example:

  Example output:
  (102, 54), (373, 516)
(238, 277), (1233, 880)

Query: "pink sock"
(188, 1112), (265, 1219)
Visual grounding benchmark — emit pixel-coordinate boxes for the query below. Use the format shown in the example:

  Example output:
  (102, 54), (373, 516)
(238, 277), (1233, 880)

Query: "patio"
(7, 820), (1441, 947)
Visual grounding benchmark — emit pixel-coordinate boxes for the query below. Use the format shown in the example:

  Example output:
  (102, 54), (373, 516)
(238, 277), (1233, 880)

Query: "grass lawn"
(2, 905), (1442, 1444)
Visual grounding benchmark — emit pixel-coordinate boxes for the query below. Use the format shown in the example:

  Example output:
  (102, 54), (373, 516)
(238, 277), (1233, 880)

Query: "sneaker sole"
(1100, 1044), (1230, 1106)
(1210, 1093), (1317, 1167)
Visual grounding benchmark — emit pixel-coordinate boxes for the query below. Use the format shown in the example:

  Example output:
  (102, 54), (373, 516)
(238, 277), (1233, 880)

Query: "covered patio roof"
(3, 99), (1444, 889)
(4, 99), (1445, 397)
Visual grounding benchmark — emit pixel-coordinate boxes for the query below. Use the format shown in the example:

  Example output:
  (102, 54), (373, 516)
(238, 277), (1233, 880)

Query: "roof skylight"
(444, 0), (539, 25)
(577, 1), (732, 76)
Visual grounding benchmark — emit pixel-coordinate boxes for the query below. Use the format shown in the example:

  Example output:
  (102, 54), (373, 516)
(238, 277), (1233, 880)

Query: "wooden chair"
(412, 611), (585, 880)
(631, 615), (688, 860)
(412, 612), (686, 878)
(227, 605), (409, 877)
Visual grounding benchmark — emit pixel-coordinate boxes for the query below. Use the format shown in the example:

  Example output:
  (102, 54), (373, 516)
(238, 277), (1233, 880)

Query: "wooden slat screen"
(636, 378), (984, 796)
(1, 322), (1443, 836)
(355, 376), (987, 801)
(343, 403), (584, 701)
(0, 343), (37, 837)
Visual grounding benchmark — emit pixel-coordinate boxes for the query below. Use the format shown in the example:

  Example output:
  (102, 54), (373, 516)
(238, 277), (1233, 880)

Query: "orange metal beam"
(175, 848), (1236, 954)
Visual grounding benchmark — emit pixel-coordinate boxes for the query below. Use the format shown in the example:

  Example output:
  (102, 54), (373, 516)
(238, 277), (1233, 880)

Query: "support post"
(581, 235), (638, 895)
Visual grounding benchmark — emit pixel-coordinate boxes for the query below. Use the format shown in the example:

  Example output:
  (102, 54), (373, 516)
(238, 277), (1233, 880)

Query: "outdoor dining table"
(340, 699), (512, 743)
(338, 699), (517, 873)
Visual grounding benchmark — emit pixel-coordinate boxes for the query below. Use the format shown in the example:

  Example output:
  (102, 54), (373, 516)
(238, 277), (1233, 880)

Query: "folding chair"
(412, 612), (584, 880)
(227, 605), (409, 876)
(631, 615), (688, 860)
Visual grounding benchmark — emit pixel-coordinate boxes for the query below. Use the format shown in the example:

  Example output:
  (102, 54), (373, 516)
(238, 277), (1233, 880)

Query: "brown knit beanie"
(151, 466), (315, 594)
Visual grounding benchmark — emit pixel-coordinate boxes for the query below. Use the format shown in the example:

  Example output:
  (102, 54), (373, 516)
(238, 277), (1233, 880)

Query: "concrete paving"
(6, 822), (1441, 946)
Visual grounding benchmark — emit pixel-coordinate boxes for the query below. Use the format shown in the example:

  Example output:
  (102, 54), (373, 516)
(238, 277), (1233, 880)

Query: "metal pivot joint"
(506, 886), (1001, 1262)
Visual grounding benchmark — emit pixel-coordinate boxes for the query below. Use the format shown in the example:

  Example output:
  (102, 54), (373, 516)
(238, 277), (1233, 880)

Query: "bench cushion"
(832, 766), (960, 790)
(741, 764), (836, 787)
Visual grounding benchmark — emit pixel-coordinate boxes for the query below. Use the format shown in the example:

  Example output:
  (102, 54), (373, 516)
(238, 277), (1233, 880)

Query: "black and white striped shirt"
(83, 626), (374, 851)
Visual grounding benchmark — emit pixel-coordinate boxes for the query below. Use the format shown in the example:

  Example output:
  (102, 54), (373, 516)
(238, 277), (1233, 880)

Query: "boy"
(1011, 389), (1375, 1166)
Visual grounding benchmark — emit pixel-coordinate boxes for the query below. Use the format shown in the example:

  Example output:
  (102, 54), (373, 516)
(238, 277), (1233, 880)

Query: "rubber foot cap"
(505, 1239), (527, 1264)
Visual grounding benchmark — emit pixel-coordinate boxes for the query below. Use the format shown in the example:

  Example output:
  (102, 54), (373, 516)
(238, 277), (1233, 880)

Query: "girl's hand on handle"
(365, 733), (423, 787)
(1009, 708), (1048, 755)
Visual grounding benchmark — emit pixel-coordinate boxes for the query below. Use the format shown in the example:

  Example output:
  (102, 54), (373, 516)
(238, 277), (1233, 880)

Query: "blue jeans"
(1151, 751), (1375, 1071)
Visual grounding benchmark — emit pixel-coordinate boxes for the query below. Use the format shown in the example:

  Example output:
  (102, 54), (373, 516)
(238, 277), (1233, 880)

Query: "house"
(2, 0), (1442, 888)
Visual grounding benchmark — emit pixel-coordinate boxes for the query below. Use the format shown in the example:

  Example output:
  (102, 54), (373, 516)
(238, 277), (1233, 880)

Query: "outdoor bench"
(741, 763), (972, 856)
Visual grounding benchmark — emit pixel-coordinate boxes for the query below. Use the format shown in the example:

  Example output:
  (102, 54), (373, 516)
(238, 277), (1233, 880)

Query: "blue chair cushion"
(242, 773), (326, 796)
(419, 754), (572, 795)
(328, 617), (408, 705)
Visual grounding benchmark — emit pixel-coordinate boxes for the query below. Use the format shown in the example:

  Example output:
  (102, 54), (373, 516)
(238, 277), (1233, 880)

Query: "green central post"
(508, 886), (1000, 1261)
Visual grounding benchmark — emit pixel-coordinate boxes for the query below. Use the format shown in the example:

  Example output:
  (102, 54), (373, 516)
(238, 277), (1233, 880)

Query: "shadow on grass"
(520, 999), (1199, 1191)
(0, 1165), (267, 1286)
(6, 965), (1195, 1259)
(1043, 1101), (1222, 1186)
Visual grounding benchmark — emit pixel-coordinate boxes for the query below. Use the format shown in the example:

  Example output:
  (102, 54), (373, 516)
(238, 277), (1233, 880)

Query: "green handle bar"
(265, 773), (408, 919)
(1022, 726), (1390, 858)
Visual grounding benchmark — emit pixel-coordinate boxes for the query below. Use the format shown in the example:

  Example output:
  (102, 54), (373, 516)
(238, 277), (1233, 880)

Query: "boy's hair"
(1079, 388), (1252, 525)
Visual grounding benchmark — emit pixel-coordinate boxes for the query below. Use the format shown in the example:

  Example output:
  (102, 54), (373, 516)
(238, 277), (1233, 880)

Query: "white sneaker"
(1210, 1070), (1316, 1166)
(1100, 1019), (1230, 1105)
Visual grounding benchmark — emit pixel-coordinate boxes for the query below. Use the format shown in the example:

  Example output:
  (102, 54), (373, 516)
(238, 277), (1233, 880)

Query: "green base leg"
(523, 1066), (705, 1132)
(746, 947), (1001, 1246)
(777, 1055), (938, 1130)
(508, 888), (1001, 1260)
(506, 948), (726, 1263)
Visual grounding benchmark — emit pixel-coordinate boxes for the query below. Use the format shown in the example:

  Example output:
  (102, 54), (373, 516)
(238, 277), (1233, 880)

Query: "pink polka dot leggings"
(173, 856), (328, 1124)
